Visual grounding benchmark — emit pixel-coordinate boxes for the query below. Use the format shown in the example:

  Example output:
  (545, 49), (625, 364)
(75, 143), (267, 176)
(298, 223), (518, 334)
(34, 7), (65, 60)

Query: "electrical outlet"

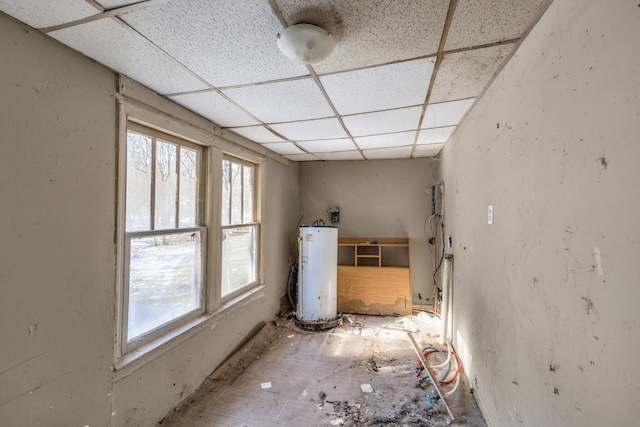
(328, 206), (340, 223)
(488, 205), (494, 225)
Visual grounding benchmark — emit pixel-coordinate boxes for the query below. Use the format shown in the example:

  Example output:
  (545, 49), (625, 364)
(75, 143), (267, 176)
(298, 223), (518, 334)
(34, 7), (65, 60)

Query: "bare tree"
(180, 148), (197, 182)
(127, 133), (151, 173)
(156, 141), (176, 182)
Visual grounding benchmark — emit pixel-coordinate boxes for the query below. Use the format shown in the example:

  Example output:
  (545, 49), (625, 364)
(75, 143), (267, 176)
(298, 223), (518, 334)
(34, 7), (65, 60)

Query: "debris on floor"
(328, 401), (365, 425)
(360, 383), (374, 393)
(369, 356), (379, 372)
(388, 311), (441, 335)
(318, 391), (327, 408)
(155, 314), (486, 426)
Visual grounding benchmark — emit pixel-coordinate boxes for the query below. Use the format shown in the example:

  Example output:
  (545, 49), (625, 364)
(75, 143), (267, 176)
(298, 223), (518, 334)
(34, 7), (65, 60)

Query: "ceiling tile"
(430, 44), (514, 103)
(0, 0), (98, 28)
(286, 153), (321, 162)
(343, 106), (423, 137)
(363, 146), (413, 160)
(275, 0), (448, 74)
(445, 0), (550, 50)
(170, 91), (259, 128)
(270, 118), (347, 141)
(417, 126), (456, 145)
(228, 126), (285, 144)
(222, 78), (333, 123)
(423, 99), (475, 129)
(355, 131), (416, 150)
(0, 0), (547, 163)
(320, 58), (435, 115)
(261, 142), (304, 155)
(316, 151), (364, 161)
(50, 18), (208, 95)
(413, 144), (443, 157)
(297, 138), (357, 153)
(121, 0), (308, 87)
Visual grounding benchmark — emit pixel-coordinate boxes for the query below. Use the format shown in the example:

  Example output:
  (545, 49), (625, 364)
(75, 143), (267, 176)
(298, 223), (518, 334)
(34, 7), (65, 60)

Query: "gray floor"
(157, 315), (487, 426)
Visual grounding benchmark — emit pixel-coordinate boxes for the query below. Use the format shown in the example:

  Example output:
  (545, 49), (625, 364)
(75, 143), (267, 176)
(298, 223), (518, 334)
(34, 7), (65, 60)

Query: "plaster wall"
(299, 159), (436, 305)
(0, 16), (117, 427)
(439, 1), (640, 425)
(0, 14), (299, 427)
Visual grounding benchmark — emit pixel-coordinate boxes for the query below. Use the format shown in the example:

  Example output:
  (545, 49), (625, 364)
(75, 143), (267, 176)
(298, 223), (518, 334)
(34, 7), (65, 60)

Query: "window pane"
(231, 163), (242, 224)
(126, 132), (152, 231)
(242, 165), (253, 223)
(221, 225), (257, 297)
(155, 140), (177, 229)
(179, 147), (198, 228)
(221, 160), (230, 226)
(128, 232), (202, 341)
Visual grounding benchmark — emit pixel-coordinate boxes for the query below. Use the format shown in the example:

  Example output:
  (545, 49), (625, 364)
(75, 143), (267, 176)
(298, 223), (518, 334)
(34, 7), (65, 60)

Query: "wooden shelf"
(337, 238), (411, 316)
(338, 237), (408, 246)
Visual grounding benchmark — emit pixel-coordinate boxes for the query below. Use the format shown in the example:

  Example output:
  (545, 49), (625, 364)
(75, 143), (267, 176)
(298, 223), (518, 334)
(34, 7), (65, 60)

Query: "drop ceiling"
(0, 0), (552, 161)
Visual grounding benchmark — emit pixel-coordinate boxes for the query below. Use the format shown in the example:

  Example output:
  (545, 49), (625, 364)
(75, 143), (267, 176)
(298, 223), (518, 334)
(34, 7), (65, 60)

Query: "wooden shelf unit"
(337, 238), (411, 316)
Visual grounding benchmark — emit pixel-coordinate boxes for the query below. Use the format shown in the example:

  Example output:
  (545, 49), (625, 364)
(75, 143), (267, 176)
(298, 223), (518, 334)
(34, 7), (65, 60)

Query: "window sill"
(112, 284), (265, 382)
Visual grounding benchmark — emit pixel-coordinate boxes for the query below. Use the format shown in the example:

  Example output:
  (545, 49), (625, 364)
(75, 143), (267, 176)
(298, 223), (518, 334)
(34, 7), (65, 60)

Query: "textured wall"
(299, 159), (437, 305)
(0, 14), (299, 427)
(0, 16), (117, 426)
(439, 0), (640, 425)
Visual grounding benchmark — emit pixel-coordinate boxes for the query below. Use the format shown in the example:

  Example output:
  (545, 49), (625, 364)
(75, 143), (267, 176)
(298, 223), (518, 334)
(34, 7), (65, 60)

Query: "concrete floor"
(157, 315), (486, 426)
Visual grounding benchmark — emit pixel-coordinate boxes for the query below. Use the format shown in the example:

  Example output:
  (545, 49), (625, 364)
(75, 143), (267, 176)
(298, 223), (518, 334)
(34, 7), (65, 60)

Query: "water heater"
(297, 226), (338, 323)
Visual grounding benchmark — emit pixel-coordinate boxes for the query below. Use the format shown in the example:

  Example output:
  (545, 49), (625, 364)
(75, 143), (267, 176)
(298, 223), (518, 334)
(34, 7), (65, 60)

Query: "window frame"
(122, 227), (207, 352)
(114, 100), (266, 370)
(120, 122), (207, 355)
(220, 155), (260, 302)
(125, 122), (205, 231)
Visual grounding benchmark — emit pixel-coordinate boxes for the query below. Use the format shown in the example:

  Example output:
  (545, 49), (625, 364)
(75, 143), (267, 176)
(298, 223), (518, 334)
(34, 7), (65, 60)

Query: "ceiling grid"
(410, 0), (458, 158)
(0, 0), (553, 161)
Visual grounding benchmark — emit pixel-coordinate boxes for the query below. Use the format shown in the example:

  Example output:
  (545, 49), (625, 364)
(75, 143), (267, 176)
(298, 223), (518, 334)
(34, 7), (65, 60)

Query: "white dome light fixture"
(277, 23), (335, 65)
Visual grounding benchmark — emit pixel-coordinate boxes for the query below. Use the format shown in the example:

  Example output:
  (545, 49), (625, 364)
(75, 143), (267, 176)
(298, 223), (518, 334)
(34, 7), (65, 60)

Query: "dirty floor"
(157, 315), (487, 426)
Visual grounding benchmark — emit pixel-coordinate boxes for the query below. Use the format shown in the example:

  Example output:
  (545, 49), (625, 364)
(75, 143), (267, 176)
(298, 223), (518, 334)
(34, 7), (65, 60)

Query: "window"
(116, 110), (264, 365)
(122, 123), (205, 350)
(221, 156), (258, 298)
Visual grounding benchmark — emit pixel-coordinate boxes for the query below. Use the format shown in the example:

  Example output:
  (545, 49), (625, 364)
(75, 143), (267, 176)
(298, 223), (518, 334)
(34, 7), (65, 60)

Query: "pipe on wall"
(439, 254), (453, 344)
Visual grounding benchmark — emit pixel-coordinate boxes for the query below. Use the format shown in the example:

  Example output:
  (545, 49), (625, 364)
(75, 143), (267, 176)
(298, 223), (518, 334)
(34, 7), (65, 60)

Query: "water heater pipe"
(439, 254), (453, 344)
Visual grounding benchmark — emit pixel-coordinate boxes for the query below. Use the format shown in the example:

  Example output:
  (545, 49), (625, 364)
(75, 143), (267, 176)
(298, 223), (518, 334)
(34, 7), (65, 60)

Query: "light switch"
(488, 205), (494, 225)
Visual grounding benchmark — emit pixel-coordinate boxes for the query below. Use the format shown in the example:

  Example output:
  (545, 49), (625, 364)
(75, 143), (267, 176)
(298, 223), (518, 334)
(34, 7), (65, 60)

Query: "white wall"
(0, 14), (299, 427)
(299, 159), (437, 305)
(439, 0), (640, 425)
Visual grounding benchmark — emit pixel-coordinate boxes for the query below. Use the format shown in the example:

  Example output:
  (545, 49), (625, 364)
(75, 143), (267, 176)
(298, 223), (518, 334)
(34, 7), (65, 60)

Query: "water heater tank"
(297, 226), (338, 323)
